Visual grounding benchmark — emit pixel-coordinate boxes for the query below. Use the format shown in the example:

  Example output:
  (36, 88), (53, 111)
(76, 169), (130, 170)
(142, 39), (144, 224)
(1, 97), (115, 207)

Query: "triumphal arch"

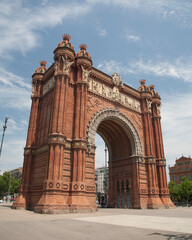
(13, 34), (174, 213)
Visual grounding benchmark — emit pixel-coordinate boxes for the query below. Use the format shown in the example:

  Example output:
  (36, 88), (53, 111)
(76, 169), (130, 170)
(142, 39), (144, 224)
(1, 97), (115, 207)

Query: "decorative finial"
(76, 43), (91, 60)
(34, 60), (47, 73)
(62, 34), (71, 41)
(79, 44), (88, 51)
(149, 85), (155, 91)
(40, 60), (47, 67)
(138, 79), (149, 92)
(139, 79), (146, 85)
(149, 84), (159, 97)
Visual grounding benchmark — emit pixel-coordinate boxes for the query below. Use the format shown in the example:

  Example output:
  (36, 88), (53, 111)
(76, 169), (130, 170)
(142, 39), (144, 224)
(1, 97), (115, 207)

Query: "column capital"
(48, 133), (66, 146)
(71, 139), (87, 150)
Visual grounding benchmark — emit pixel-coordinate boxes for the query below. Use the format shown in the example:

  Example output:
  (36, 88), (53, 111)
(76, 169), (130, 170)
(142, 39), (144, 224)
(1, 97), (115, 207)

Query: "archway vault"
(87, 108), (143, 156)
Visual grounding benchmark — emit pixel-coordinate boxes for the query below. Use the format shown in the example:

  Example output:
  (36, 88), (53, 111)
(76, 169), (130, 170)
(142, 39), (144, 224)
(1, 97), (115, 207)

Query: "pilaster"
(139, 80), (164, 208)
(149, 85), (174, 208)
(69, 44), (94, 211)
(34, 35), (76, 213)
(13, 61), (47, 210)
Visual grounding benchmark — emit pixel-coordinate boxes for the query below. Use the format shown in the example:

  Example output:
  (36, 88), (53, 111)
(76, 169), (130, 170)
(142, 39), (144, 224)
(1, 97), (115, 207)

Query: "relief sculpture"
(156, 104), (161, 115)
(88, 77), (141, 112)
(81, 65), (91, 82)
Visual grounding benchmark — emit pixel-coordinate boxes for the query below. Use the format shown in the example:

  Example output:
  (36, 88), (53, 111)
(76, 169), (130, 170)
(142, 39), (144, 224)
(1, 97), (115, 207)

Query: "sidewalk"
(0, 203), (192, 240)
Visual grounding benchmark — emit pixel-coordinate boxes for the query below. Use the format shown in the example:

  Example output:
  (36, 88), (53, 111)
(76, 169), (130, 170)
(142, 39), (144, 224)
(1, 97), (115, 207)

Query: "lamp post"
(104, 143), (107, 168)
(0, 117), (8, 158)
(8, 174), (12, 200)
(104, 143), (108, 205)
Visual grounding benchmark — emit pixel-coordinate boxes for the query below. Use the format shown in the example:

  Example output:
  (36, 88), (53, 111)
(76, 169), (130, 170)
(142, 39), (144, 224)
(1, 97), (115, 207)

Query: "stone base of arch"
(16, 191), (98, 214)
(146, 195), (166, 209)
(160, 196), (175, 208)
(34, 192), (69, 214)
(67, 194), (97, 213)
(12, 193), (28, 210)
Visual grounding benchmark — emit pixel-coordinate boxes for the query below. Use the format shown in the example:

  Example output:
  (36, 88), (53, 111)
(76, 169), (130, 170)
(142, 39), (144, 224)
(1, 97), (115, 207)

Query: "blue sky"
(0, 0), (192, 176)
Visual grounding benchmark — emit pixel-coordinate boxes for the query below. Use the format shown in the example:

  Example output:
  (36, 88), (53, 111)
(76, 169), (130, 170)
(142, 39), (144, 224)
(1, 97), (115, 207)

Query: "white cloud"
(1, 0), (191, 58)
(0, 138), (26, 172)
(0, 0), (191, 58)
(0, 67), (31, 89)
(0, 117), (28, 172)
(130, 58), (192, 83)
(161, 92), (192, 166)
(98, 57), (192, 83)
(125, 34), (140, 42)
(96, 25), (107, 37)
(0, 0), (91, 56)
(86, 0), (192, 27)
(0, 67), (31, 110)
(97, 60), (134, 75)
(0, 84), (31, 110)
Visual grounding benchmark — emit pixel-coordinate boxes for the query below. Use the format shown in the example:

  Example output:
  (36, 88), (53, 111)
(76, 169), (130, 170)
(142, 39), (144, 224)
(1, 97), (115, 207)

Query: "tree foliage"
(0, 172), (21, 198)
(168, 177), (192, 202)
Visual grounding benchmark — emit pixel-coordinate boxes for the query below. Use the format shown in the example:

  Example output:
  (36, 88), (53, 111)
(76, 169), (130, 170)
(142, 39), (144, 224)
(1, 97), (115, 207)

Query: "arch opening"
(87, 108), (143, 157)
(91, 109), (143, 209)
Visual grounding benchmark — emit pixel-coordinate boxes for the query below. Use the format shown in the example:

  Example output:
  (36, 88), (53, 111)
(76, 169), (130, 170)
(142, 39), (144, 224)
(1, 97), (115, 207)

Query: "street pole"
(104, 143), (107, 168)
(8, 174), (12, 200)
(0, 117), (8, 158)
(104, 143), (108, 205)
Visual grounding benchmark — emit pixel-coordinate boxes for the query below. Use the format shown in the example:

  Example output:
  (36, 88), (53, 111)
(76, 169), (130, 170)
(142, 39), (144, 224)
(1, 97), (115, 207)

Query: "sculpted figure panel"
(32, 81), (36, 95)
(61, 56), (74, 74)
(88, 78), (141, 112)
(54, 56), (73, 75)
(81, 66), (91, 82)
(157, 104), (161, 115)
(146, 99), (152, 112)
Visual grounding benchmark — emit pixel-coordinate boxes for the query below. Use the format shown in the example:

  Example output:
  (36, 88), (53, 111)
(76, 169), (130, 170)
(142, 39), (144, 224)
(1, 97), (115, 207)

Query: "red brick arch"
(13, 35), (174, 213)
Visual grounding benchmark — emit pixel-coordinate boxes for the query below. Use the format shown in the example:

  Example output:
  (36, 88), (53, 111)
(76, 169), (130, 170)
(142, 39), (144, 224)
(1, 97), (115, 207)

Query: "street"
(0, 203), (192, 240)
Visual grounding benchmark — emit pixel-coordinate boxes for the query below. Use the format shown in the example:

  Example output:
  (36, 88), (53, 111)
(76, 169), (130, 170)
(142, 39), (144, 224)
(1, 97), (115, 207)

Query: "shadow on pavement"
(0, 203), (12, 208)
(149, 232), (192, 240)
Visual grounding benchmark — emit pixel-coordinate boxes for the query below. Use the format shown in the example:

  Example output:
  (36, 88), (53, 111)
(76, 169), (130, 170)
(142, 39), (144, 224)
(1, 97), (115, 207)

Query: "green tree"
(0, 172), (21, 198)
(0, 175), (7, 197)
(168, 178), (192, 202)
(168, 181), (180, 201)
(179, 177), (192, 202)
(10, 177), (21, 194)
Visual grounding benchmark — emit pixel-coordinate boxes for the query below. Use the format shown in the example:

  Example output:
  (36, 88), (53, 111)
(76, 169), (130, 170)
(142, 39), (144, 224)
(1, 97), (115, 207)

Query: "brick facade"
(169, 156), (192, 184)
(12, 34), (174, 213)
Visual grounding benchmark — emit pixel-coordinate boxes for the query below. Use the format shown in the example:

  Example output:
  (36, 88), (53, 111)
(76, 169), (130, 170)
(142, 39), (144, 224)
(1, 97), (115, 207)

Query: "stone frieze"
(88, 77), (141, 112)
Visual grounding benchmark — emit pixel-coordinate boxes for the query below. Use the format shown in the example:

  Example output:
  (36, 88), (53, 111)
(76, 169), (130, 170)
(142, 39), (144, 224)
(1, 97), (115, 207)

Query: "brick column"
(139, 80), (164, 208)
(13, 61), (46, 210)
(132, 156), (141, 208)
(34, 56), (75, 213)
(107, 160), (114, 207)
(69, 62), (92, 210)
(149, 85), (174, 208)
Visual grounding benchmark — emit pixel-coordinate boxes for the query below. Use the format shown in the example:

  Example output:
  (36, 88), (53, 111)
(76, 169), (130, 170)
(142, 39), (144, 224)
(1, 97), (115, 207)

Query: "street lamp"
(0, 117), (8, 158)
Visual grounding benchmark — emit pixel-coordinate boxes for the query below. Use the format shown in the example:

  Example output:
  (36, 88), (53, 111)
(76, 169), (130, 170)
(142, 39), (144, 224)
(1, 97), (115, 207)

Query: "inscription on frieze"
(88, 78), (141, 112)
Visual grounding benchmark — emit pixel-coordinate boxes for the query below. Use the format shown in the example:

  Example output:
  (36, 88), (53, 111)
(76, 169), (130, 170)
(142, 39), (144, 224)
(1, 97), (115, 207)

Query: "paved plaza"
(0, 203), (192, 240)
